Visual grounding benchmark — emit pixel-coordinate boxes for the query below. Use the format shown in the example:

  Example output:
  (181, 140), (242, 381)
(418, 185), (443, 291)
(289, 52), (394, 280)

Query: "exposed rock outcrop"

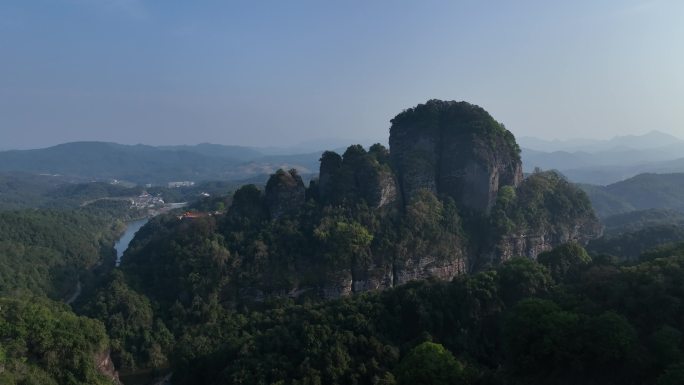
(487, 171), (603, 265)
(293, 102), (598, 297)
(126, 100), (603, 306)
(265, 169), (306, 219)
(389, 100), (522, 213)
(95, 350), (123, 385)
(318, 144), (398, 208)
(321, 255), (466, 299)
(493, 217), (603, 262)
(317, 188), (466, 298)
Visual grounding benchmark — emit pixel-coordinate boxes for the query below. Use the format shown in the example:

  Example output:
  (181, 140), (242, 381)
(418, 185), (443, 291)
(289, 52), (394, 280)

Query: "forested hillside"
(0, 172), (144, 211)
(0, 208), (127, 384)
(581, 173), (684, 218)
(0, 297), (117, 385)
(0, 210), (123, 299)
(80, 241), (684, 385)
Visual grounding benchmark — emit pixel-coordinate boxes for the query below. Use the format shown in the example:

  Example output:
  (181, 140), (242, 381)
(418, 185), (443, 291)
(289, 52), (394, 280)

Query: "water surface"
(114, 218), (149, 266)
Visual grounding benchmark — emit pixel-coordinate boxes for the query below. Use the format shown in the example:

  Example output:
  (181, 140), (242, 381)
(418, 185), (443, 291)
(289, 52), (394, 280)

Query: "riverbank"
(114, 202), (188, 266)
(114, 218), (150, 266)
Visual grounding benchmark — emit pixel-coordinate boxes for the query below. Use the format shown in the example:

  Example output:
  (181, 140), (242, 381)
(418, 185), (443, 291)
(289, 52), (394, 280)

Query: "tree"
(496, 257), (552, 304)
(502, 298), (582, 380)
(394, 342), (464, 385)
(314, 218), (373, 268)
(537, 243), (591, 283)
(650, 326), (683, 369)
(657, 363), (684, 385)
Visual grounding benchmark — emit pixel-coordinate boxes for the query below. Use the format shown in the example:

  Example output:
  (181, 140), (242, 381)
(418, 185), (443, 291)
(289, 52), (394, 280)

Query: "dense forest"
(163, 242), (684, 385)
(5, 203), (684, 384)
(76, 240), (684, 385)
(0, 209), (123, 300)
(0, 207), (124, 384)
(0, 297), (116, 385)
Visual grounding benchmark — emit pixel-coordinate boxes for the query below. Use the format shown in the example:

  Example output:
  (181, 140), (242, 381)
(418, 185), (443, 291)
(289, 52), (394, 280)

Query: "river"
(114, 218), (149, 266)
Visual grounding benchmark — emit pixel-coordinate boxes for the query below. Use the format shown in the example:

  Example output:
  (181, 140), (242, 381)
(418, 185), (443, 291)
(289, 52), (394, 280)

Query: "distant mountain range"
(1, 130), (682, 186)
(519, 131), (684, 184)
(0, 142), (329, 184)
(518, 130), (681, 152)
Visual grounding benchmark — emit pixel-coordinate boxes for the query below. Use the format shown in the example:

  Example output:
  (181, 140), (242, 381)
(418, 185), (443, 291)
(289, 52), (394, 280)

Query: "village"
(129, 191), (166, 210)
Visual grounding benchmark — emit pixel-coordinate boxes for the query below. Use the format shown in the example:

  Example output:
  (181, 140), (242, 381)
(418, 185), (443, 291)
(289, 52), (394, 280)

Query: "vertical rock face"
(493, 217), (603, 262)
(487, 171), (603, 265)
(320, 255), (466, 300)
(318, 144), (398, 209)
(365, 168), (398, 208)
(390, 100), (523, 213)
(95, 350), (123, 385)
(129, 100), (602, 305)
(265, 169), (306, 219)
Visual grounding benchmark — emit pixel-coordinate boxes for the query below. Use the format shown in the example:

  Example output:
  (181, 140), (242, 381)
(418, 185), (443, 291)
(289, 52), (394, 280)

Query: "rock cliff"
(122, 100), (603, 306)
(389, 100), (522, 213)
(228, 101), (600, 299)
(95, 350), (123, 385)
(321, 254), (466, 299)
(493, 217), (603, 262)
(487, 171), (602, 265)
(314, 188), (467, 298)
(318, 144), (398, 209)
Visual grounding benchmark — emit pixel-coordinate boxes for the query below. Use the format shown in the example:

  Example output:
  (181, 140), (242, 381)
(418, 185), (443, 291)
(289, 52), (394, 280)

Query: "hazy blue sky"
(1, 0), (683, 149)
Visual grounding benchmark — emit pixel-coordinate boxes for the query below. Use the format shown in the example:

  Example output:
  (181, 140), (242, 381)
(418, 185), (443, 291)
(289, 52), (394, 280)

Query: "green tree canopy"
(537, 242), (592, 282)
(394, 342), (464, 385)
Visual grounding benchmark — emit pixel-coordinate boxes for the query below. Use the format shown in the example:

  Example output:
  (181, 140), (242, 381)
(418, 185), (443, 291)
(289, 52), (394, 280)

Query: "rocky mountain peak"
(389, 99), (523, 213)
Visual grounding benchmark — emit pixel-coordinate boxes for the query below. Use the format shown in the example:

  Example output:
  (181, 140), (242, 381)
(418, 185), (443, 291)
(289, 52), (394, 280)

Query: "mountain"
(0, 141), (329, 185)
(582, 206), (684, 261)
(522, 145), (684, 171)
(9, 101), (684, 385)
(258, 137), (382, 155)
(519, 130), (682, 152)
(119, 100), (600, 305)
(521, 148), (684, 185)
(0, 142), (237, 184)
(522, 148), (591, 171)
(389, 100), (523, 212)
(579, 175), (684, 261)
(226, 151), (323, 180)
(158, 143), (264, 161)
(518, 131), (684, 185)
(601, 208), (684, 235)
(581, 173), (684, 218)
(12, 131), (683, 187)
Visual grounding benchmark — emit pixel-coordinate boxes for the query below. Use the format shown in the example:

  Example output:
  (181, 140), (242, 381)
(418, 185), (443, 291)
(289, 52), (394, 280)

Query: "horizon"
(0, 128), (681, 153)
(2, 1), (683, 149)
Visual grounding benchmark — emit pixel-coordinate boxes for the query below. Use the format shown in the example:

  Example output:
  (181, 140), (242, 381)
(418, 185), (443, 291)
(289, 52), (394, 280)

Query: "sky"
(1, 0), (683, 149)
